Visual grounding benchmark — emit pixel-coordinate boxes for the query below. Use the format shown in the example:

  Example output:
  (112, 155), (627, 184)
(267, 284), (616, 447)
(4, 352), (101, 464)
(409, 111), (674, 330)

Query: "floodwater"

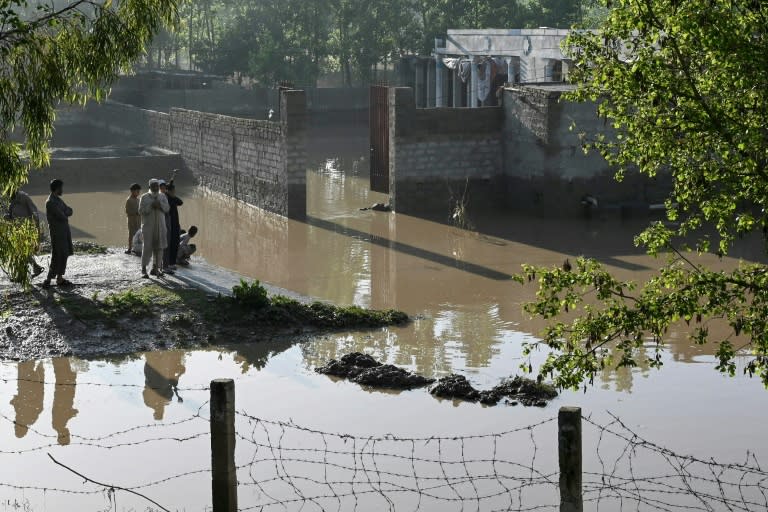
(4, 152), (768, 511)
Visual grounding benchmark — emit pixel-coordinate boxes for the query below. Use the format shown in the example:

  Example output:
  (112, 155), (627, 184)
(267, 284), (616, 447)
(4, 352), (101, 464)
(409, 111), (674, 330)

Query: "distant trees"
(144, 0), (601, 86)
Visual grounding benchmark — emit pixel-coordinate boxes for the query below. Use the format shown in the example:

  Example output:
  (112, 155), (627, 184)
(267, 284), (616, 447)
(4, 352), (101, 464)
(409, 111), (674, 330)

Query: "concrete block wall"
(55, 93), (307, 218)
(503, 86), (671, 216)
(388, 87), (505, 214)
(109, 82), (368, 118)
(168, 92), (307, 218)
(168, 109), (286, 215)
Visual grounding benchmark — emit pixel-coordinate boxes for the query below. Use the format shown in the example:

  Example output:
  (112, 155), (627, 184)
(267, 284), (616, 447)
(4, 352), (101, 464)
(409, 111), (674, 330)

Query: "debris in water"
(359, 203), (392, 212)
(430, 374), (558, 407)
(315, 352), (434, 389)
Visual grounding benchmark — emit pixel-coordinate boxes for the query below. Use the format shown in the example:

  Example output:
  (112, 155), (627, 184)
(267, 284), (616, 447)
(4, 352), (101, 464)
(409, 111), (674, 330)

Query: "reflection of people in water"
(52, 358), (78, 445)
(143, 352), (186, 420)
(10, 361), (45, 438)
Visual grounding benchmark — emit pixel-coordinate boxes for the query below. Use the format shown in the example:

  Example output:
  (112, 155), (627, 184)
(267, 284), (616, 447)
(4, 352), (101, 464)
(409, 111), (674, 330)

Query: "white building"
(403, 28), (572, 108)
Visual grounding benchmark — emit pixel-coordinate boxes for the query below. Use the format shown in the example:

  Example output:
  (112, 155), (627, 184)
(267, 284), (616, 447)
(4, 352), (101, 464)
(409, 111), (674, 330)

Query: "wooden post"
(210, 379), (237, 512)
(558, 406), (583, 512)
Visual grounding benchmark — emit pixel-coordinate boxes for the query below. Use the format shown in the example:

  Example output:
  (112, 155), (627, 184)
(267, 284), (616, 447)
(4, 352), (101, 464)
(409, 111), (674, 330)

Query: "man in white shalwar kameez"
(139, 179), (170, 278)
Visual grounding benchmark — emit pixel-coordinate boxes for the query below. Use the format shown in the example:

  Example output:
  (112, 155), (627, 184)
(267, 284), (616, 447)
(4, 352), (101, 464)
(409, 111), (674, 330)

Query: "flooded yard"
(3, 155), (767, 511)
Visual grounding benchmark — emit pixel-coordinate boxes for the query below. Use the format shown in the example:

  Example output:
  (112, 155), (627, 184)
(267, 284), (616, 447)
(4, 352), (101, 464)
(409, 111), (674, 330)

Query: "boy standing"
(125, 183), (141, 254)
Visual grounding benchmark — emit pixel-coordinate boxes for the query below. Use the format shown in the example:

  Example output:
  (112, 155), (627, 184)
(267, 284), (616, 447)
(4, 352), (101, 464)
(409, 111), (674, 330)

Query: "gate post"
(558, 406), (583, 512)
(211, 379), (237, 512)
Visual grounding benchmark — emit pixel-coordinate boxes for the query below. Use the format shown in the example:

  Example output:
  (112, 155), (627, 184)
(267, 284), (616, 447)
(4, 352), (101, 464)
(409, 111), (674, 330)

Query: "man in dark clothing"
(43, 179), (74, 288)
(166, 183), (183, 271)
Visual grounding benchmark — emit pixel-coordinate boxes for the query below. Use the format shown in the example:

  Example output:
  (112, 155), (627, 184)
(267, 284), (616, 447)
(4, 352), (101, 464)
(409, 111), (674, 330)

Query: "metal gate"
(369, 85), (390, 193)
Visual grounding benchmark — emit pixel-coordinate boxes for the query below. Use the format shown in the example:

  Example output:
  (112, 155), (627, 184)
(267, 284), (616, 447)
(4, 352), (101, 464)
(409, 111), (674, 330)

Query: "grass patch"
(54, 285), (183, 321)
(228, 281), (409, 329)
(102, 289), (155, 317)
(45, 280), (407, 335)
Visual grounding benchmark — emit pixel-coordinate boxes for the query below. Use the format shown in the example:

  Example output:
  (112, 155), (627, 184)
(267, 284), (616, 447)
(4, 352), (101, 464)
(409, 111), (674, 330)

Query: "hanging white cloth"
(442, 57), (460, 70)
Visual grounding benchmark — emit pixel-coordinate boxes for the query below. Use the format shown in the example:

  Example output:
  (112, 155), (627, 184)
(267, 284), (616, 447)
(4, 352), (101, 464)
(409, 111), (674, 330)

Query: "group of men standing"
(126, 174), (197, 279)
(5, 173), (198, 287)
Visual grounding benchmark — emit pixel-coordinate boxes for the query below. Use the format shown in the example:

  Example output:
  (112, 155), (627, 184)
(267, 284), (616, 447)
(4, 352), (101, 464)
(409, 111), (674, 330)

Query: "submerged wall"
(385, 84), (672, 217)
(503, 85), (671, 216)
(388, 87), (504, 214)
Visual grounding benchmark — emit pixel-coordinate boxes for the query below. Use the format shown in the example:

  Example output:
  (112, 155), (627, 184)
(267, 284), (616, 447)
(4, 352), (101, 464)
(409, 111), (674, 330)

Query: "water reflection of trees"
(301, 304), (506, 378)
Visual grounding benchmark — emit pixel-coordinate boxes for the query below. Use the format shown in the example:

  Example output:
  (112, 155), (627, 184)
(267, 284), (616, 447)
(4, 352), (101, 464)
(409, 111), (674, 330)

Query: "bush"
(232, 279), (269, 310)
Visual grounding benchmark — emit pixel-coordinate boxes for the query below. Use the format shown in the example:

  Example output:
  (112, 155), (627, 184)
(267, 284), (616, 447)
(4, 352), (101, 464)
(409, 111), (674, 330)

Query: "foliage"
(518, 0), (768, 389)
(1, 0), (179, 287)
(0, 218), (38, 287)
(172, 0), (588, 86)
(230, 280), (409, 328)
(103, 289), (160, 317)
(232, 278), (270, 310)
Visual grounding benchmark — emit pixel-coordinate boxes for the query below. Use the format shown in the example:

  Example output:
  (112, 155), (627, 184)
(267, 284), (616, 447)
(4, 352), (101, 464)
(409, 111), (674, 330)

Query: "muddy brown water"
(3, 156), (767, 511)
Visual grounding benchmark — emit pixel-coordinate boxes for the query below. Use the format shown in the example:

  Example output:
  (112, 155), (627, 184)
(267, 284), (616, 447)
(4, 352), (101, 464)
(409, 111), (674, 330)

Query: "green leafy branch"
(516, 253), (768, 390)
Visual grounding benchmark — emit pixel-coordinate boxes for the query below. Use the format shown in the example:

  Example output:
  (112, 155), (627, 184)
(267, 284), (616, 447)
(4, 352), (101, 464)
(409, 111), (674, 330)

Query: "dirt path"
(0, 250), (320, 361)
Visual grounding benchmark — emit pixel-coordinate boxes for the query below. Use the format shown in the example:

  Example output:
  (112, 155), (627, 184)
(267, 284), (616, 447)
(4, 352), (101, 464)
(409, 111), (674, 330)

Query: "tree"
(518, 0), (768, 389)
(1, 0), (178, 285)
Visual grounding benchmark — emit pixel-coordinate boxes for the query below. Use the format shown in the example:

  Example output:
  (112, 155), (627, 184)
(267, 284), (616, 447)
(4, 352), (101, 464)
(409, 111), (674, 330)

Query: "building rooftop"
(506, 83), (576, 93)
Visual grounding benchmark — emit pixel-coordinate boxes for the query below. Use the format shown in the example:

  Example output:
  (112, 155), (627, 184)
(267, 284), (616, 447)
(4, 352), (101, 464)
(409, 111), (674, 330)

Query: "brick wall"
(503, 86), (671, 216)
(388, 87), (505, 213)
(63, 92), (307, 219)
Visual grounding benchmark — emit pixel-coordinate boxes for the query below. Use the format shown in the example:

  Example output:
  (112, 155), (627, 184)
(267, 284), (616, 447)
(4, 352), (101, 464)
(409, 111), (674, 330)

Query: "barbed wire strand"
(47, 452), (170, 512)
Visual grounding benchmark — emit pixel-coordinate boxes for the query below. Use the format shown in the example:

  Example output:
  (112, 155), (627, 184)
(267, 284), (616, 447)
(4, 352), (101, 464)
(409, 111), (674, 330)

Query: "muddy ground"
(0, 249), (404, 361)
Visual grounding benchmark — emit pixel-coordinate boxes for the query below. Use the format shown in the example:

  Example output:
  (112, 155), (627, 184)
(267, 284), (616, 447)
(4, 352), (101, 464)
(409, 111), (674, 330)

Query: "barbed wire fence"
(0, 377), (766, 512)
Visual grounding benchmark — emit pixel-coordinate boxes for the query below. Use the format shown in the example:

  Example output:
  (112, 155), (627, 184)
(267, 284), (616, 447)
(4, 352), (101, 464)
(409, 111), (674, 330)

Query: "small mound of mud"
(430, 374), (558, 407)
(351, 364), (434, 389)
(315, 352), (434, 390)
(315, 352), (381, 378)
(429, 374), (482, 401)
(492, 376), (558, 407)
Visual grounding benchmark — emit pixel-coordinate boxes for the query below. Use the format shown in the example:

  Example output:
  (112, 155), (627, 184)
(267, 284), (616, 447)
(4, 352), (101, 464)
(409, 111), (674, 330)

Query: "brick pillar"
(280, 89), (307, 220)
(388, 87), (415, 212)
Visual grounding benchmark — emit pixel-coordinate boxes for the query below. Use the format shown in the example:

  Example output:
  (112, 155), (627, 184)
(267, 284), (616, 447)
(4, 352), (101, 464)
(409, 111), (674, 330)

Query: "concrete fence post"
(558, 406), (583, 512)
(210, 379), (237, 512)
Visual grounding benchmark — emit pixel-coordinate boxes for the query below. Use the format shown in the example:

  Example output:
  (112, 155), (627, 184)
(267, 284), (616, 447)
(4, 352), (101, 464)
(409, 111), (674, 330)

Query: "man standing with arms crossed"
(42, 179), (74, 288)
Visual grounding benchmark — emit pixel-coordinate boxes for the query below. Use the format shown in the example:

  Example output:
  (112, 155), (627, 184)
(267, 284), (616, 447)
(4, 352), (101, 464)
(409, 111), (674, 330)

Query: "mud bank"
(315, 353), (559, 406)
(0, 251), (407, 361)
